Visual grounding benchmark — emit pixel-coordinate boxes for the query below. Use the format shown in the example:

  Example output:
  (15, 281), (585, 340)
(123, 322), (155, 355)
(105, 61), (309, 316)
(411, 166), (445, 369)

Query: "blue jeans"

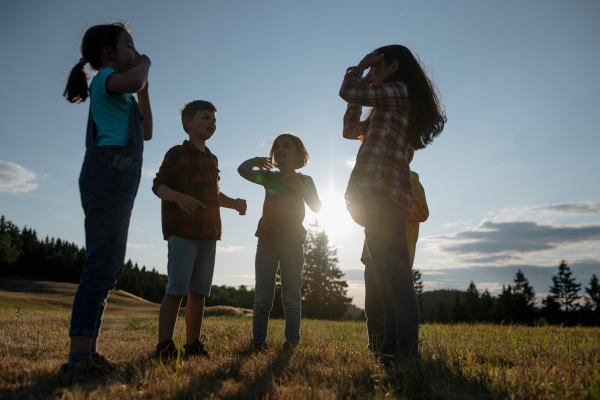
(70, 148), (142, 337)
(363, 190), (420, 357)
(252, 238), (304, 345)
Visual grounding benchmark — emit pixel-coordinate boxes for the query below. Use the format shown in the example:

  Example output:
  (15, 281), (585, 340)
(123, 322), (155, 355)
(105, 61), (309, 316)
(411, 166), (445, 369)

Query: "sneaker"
(282, 341), (297, 351)
(155, 340), (178, 359)
(251, 342), (269, 352)
(184, 335), (210, 358)
(58, 358), (111, 386)
(93, 354), (118, 373)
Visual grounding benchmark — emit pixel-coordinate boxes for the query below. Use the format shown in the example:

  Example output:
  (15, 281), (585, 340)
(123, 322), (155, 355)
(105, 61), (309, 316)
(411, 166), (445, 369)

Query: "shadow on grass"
(170, 347), (294, 399)
(378, 355), (510, 399)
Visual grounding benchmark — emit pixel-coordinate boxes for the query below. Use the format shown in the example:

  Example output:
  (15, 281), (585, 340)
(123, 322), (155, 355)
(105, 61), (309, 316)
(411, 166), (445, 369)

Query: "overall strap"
(123, 95), (144, 155)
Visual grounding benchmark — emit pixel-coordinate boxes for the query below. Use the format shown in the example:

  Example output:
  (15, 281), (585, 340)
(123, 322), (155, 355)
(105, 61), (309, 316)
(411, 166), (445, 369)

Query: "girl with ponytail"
(339, 45), (445, 371)
(59, 22), (153, 385)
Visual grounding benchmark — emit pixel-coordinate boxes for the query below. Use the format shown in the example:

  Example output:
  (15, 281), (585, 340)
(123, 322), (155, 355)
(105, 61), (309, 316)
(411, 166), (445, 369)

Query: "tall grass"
(0, 310), (598, 399)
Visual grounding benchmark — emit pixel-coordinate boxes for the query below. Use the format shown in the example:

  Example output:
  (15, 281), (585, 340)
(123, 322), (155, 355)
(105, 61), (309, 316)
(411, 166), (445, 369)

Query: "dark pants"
(70, 149), (142, 337)
(363, 189), (420, 357)
(363, 256), (384, 352)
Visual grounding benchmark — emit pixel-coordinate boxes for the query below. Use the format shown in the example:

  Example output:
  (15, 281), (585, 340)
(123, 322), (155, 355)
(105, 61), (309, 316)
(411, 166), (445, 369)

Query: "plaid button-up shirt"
(152, 140), (221, 241)
(339, 66), (413, 214)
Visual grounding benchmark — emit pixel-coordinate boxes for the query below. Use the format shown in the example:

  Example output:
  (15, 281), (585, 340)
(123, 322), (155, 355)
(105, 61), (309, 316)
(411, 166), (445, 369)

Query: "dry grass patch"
(0, 309), (598, 399)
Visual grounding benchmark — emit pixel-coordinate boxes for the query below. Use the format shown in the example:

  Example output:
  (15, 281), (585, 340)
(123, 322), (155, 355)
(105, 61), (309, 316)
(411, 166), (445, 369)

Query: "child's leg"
(252, 239), (280, 345)
(279, 243), (304, 345)
(158, 294), (184, 343)
(186, 240), (216, 345)
(364, 256), (384, 352)
(158, 236), (203, 344)
(365, 192), (419, 358)
(70, 151), (140, 358)
(185, 293), (205, 344)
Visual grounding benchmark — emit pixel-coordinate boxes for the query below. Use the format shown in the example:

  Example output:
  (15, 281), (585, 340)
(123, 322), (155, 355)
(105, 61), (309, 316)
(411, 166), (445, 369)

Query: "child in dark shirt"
(238, 133), (321, 349)
(152, 100), (246, 358)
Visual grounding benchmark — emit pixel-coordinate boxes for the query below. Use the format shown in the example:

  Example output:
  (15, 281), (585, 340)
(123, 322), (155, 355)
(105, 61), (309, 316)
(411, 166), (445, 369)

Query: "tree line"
(0, 216), (353, 319)
(424, 262), (599, 326)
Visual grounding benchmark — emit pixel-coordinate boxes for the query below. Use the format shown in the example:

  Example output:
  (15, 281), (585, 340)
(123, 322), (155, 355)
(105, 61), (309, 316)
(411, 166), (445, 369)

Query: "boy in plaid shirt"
(152, 100), (246, 358)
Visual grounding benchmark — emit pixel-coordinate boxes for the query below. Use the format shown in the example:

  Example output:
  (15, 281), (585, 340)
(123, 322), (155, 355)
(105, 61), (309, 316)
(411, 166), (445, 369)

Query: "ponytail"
(63, 58), (89, 103)
(63, 22), (129, 104)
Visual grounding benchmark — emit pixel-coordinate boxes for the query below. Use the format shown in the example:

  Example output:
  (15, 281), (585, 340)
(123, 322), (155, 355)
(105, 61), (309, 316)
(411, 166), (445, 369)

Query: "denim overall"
(70, 96), (143, 337)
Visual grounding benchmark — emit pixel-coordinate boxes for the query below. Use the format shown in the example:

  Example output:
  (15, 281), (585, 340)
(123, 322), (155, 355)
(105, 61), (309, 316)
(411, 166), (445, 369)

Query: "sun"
(304, 191), (361, 245)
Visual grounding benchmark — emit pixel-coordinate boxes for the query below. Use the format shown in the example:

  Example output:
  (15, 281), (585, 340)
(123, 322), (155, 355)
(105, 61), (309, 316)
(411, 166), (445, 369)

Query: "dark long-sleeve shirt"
(152, 140), (221, 241)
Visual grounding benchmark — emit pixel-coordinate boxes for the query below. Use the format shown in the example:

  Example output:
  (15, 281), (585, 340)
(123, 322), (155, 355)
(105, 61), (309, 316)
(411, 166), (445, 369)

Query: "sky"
(1, 0), (599, 307)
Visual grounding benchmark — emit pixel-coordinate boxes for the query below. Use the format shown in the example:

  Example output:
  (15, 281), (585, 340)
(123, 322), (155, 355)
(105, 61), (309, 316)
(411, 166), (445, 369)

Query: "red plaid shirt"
(152, 140), (221, 241)
(339, 66), (413, 214)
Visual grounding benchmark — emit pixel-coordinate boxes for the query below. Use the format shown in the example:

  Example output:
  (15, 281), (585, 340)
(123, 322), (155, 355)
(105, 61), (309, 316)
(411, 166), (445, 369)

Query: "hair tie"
(79, 57), (88, 66)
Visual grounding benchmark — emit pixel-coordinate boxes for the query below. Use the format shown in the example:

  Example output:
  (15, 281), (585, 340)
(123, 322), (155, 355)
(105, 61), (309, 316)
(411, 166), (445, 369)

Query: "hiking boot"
(184, 335), (210, 358)
(155, 340), (178, 359)
(58, 358), (111, 386)
(251, 342), (269, 352)
(93, 354), (118, 373)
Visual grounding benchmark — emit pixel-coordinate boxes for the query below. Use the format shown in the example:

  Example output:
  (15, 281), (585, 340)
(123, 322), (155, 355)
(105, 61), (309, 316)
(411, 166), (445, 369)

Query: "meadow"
(0, 308), (598, 400)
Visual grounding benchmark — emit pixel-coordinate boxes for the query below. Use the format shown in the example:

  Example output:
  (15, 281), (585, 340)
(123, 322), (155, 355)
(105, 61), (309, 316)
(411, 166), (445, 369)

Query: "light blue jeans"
(252, 238), (304, 345)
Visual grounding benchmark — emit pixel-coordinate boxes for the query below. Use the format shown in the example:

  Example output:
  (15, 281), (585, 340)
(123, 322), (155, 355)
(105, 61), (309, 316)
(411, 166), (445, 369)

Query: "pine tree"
(511, 269), (537, 323)
(301, 222), (352, 320)
(464, 281), (481, 322)
(412, 269), (424, 312)
(490, 285), (512, 323)
(479, 289), (494, 321)
(547, 260), (581, 313)
(584, 274), (600, 325)
(450, 292), (468, 322)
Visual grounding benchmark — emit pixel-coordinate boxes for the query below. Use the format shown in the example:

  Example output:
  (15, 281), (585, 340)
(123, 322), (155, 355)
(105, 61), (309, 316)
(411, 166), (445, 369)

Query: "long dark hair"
(63, 22), (129, 103)
(366, 45), (446, 150)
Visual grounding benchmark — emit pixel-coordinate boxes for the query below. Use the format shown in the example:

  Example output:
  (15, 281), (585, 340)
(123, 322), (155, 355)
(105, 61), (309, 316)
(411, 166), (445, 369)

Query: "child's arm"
(106, 53), (151, 94)
(237, 157), (271, 185)
(339, 53), (408, 109)
(342, 103), (363, 140)
(409, 173), (429, 223)
(137, 81), (153, 141)
(281, 175), (322, 213)
(152, 148), (205, 215)
(219, 193), (247, 215)
(156, 185), (206, 215)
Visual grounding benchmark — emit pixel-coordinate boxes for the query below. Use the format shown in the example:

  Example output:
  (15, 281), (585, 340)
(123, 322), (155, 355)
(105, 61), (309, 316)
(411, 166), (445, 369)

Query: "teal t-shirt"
(90, 67), (132, 146)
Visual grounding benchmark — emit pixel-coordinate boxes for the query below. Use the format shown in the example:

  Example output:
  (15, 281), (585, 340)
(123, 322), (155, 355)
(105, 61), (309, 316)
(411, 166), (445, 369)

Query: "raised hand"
(175, 193), (205, 215)
(362, 69), (373, 85)
(259, 157), (273, 171)
(358, 51), (385, 70)
(234, 199), (247, 215)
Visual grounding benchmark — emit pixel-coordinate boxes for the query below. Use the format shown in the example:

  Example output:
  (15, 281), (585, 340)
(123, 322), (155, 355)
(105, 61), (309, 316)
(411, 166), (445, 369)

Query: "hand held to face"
(358, 51), (385, 70)
(259, 158), (273, 171)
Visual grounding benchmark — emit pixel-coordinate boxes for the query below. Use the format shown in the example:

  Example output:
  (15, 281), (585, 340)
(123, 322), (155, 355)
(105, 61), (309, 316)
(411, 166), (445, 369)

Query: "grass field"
(0, 308), (599, 400)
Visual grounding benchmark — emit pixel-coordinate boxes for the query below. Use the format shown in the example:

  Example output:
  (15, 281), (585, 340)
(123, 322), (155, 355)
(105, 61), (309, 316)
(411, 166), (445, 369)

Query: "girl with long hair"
(339, 45), (445, 369)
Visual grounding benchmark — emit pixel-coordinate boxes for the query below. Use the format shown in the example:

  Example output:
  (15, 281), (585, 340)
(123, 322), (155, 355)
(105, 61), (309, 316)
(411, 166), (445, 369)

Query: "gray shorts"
(165, 236), (216, 296)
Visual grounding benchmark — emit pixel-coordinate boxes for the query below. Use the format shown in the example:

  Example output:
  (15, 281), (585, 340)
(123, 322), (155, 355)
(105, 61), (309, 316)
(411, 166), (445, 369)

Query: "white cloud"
(141, 167), (158, 178)
(127, 243), (154, 248)
(217, 245), (247, 252)
(0, 160), (38, 193)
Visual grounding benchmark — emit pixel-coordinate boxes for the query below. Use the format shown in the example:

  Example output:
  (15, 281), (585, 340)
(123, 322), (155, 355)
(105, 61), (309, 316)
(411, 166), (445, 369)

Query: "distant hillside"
(421, 289), (464, 314)
(0, 279), (253, 317)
